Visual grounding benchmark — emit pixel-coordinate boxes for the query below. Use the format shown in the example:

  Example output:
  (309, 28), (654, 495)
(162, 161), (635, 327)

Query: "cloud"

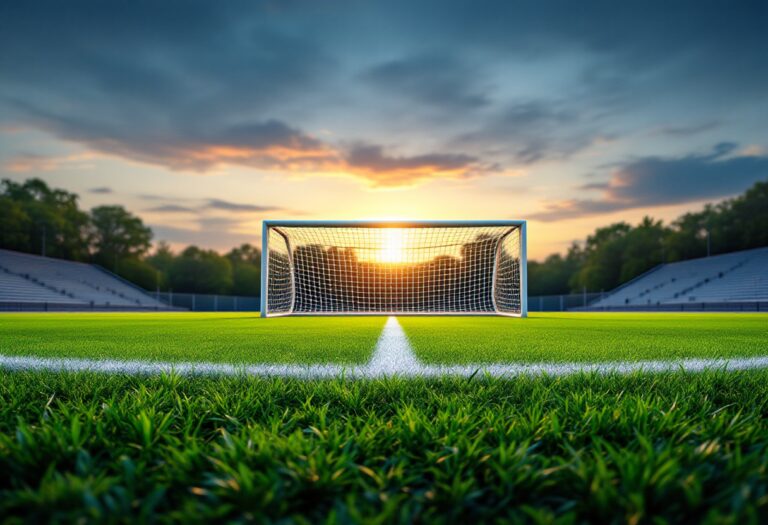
(533, 143), (768, 221)
(206, 199), (280, 212)
(656, 121), (721, 137)
(11, 110), (341, 173)
(89, 186), (112, 194)
(0, 1), (341, 174)
(343, 144), (493, 186)
(362, 54), (489, 110)
(2, 152), (96, 172)
(453, 101), (606, 164)
(150, 224), (260, 253)
(146, 199), (278, 250)
(6, 92), (482, 186)
(3, 154), (61, 172)
(147, 198), (281, 214)
(1, 0), (766, 190)
(147, 204), (196, 213)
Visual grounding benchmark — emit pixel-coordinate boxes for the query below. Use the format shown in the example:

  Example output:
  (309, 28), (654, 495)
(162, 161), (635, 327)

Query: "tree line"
(0, 178), (261, 296)
(529, 180), (768, 295)
(2, 177), (767, 297)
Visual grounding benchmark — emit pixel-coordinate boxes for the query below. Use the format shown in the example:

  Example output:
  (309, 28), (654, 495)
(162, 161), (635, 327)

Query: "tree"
(226, 243), (261, 266)
(0, 196), (31, 251)
(715, 180), (768, 252)
(226, 244), (261, 296)
(146, 241), (175, 290)
(114, 258), (159, 290)
(3, 176), (766, 298)
(618, 217), (666, 282)
(231, 264), (261, 296)
(528, 243), (583, 295)
(666, 209), (714, 261)
(169, 246), (233, 294)
(90, 205), (152, 270)
(571, 223), (632, 292)
(1, 178), (90, 260)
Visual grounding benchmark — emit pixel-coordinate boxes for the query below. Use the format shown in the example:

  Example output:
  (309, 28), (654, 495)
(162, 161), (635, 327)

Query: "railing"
(152, 292), (260, 312)
(528, 292), (606, 312)
(155, 291), (608, 313)
(581, 301), (767, 312)
(4, 291), (763, 313)
(152, 291), (610, 313)
(0, 302), (173, 312)
(527, 292), (768, 312)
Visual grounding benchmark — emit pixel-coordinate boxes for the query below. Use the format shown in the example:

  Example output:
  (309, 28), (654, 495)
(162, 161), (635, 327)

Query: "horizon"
(1, 1), (766, 260)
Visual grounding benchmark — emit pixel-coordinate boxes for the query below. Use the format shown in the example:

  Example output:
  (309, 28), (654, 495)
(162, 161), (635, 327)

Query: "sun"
(378, 228), (406, 263)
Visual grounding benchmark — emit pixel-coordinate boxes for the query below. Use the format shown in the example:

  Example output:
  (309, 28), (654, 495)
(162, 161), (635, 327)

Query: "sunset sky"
(1, 0), (766, 259)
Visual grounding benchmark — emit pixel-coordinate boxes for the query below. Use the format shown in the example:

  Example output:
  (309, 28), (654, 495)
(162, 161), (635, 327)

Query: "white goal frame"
(260, 220), (527, 318)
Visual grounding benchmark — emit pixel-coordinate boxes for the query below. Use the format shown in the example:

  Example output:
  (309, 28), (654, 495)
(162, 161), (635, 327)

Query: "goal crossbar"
(261, 220), (527, 317)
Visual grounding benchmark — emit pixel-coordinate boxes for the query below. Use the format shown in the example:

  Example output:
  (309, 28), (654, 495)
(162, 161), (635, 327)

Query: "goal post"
(260, 220), (527, 317)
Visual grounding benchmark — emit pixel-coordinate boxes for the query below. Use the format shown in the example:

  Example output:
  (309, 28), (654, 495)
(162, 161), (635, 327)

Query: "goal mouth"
(261, 220), (527, 317)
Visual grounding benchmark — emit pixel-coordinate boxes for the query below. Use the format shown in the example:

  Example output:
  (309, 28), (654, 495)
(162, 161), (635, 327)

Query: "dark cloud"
(147, 198), (280, 213)
(146, 204), (196, 213)
(453, 102), (604, 164)
(362, 55), (489, 110)
(343, 144), (492, 186)
(206, 199), (278, 212)
(578, 182), (609, 191)
(656, 121), (721, 137)
(533, 143), (768, 221)
(0, 0), (766, 183)
(0, 1), (337, 172)
(89, 187), (112, 194)
(10, 106), (338, 172)
(136, 194), (166, 201)
(392, 1), (767, 86)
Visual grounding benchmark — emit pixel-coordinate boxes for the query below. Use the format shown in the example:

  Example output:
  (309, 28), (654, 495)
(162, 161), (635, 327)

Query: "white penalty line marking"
(2, 317), (768, 378)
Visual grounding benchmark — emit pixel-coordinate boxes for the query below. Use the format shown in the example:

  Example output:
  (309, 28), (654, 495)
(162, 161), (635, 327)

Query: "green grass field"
(0, 313), (385, 364)
(2, 312), (768, 522)
(401, 313), (768, 364)
(2, 370), (768, 522)
(1, 312), (765, 365)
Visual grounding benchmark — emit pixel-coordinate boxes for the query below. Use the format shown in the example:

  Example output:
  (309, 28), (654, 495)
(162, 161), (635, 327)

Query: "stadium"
(2, 1), (768, 523)
(2, 187), (767, 522)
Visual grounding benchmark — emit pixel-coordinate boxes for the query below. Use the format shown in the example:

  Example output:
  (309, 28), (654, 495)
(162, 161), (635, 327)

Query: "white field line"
(367, 316), (421, 375)
(1, 316), (768, 378)
(2, 353), (768, 378)
(3, 353), (768, 378)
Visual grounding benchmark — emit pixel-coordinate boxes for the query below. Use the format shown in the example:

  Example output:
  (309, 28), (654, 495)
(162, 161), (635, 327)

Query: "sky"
(1, 0), (767, 260)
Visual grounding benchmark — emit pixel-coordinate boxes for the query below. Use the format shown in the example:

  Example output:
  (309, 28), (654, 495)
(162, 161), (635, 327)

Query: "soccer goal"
(260, 220), (527, 317)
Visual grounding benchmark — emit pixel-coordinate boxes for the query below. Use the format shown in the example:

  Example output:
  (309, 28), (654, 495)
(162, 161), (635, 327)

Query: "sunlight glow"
(378, 228), (406, 263)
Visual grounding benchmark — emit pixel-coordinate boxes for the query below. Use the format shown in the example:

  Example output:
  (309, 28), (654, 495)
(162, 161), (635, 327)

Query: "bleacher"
(591, 247), (768, 309)
(0, 249), (170, 310)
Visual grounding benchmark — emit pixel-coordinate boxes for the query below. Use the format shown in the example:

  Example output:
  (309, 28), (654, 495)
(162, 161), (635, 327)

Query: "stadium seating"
(0, 249), (169, 309)
(593, 247), (768, 307)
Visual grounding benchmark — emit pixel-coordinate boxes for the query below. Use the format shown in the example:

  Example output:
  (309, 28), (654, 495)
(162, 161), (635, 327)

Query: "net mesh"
(266, 225), (522, 315)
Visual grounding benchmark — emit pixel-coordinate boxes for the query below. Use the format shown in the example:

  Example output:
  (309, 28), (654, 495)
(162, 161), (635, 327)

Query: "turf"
(0, 313), (385, 364)
(2, 370), (768, 522)
(400, 313), (768, 364)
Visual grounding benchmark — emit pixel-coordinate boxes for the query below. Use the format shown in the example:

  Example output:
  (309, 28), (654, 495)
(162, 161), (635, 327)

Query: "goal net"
(261, 221), (527, 317)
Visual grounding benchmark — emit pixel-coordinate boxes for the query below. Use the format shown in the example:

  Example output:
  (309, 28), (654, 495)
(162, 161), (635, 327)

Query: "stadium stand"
(0, 249), (171, 310)
(591, 247), (768, 310)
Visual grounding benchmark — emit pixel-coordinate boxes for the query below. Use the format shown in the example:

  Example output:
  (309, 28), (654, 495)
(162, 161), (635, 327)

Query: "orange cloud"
(120, 140), (491, 188)
(4, 152), (97, 172)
